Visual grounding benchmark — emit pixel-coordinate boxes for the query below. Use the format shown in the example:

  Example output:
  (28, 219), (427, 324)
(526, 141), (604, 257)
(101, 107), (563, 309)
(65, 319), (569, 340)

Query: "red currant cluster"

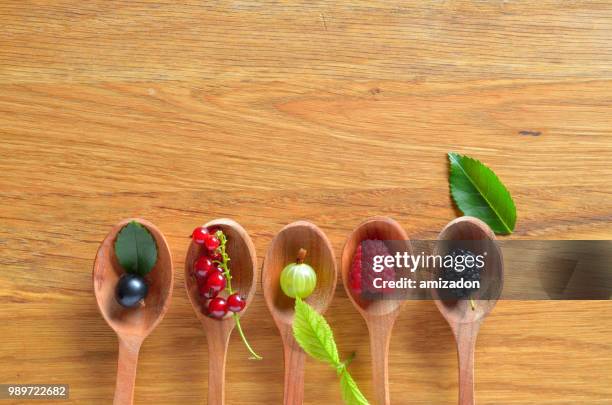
(191, 226), (246, 319)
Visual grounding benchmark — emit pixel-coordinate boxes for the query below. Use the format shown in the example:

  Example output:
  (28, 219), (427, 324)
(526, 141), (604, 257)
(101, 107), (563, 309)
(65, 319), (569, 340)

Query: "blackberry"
(440, 248), (480, 299)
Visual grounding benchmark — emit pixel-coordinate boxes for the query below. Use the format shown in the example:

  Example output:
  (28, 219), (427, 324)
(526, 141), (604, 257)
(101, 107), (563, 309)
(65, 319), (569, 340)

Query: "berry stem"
(214, 230), (262, 360)
(214, 231), (233, 293)
(296, 248), (307, 264)
(233, 313), (262, 360)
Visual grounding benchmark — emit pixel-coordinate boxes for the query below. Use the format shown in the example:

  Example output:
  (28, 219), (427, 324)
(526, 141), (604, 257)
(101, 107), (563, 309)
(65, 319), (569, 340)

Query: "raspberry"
(349, 240), (395, 297)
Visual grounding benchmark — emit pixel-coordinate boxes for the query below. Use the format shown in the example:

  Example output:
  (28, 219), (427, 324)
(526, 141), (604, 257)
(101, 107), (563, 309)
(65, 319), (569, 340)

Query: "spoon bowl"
(263, 221), (337, 405)
(433, 216), (503, 325)
(93, 218), (173, 405)
(185, 218), (258, 323)
(184, 218), (258, 405)
(341, 217), (411, 317)
(340, 217), (411, 405)
(432, 216), (503, 405)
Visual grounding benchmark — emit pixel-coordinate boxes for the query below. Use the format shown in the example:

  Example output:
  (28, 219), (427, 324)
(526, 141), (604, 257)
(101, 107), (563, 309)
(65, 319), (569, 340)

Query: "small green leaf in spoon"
(114, 221), (158, 276)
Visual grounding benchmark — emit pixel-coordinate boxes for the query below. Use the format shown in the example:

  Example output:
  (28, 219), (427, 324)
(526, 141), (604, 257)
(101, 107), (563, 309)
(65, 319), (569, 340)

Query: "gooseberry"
(280, 248), (317, 299)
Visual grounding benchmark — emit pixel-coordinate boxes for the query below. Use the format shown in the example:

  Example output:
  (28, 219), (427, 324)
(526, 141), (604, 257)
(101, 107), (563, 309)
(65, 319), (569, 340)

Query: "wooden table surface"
(1, 1), (611, 404)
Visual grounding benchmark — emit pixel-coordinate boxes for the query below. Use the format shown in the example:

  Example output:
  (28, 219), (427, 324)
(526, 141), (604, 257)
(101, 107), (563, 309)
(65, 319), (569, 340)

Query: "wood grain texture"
(0, 1), (611, 404)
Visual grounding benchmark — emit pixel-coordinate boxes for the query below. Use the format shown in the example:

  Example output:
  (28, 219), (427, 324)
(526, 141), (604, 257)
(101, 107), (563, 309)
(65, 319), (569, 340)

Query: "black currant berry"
(116, 274), (148, 308)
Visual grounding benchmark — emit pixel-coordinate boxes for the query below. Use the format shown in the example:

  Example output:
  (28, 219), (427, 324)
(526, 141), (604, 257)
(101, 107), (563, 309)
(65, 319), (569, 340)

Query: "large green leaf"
(448, 152), (516, 234)
(114, 221), (158, 275)
(292, 297), (340, 366)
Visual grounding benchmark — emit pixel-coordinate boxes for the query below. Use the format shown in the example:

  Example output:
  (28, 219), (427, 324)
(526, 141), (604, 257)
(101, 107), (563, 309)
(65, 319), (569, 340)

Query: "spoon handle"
(282, 332), (306, 405)
(207, 324), (233, 405)
(368, 318), (394, 405)
(113, 336), (141, 405)
(455, 323), (479, 405)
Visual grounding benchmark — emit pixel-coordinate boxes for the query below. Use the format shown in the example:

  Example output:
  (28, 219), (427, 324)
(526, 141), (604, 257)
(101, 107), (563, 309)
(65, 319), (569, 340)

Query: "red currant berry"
(193, 256), (217, 273)
(207, 297), (228, 318)
(207, 225), (222, 235)
(191, 227), (209, 245)
(198, 282), (217, 299)
(194, 269), (208, 285)
(199, 270), (226, 299)
(203, 234), (220, 251)
(227, 293), (246, 313)
(207, 251), (222, 262)
(210, 263), (223, 274)
(194, 256), (214, 280)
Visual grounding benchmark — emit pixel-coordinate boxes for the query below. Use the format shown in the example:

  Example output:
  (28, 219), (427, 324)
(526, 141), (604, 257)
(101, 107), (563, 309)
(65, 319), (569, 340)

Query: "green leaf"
(448, 152), (517, 234)
(292, 297), (340, 366)
(114, 221), (158, 276)
(293, 298), (370, 405)
(339, 368), (370, 405)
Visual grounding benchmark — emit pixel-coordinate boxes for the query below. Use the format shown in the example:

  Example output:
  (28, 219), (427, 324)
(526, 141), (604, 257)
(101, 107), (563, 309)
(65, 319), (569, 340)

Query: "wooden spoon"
(184, 218), (258, 405)
(340, 217), (411, 405)
(262, 221), (337, 405)
(432, 216), (504, 405)
(93, 218), (174, 405)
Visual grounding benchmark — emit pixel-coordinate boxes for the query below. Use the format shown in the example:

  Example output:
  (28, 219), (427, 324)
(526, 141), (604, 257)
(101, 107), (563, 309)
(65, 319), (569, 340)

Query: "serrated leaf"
(292, 297), (340, 366)
(114, 221), (158, 276)
(448, 152), (517, 234)
(339, 368), (370, 405)
(292, 298), (370, 405)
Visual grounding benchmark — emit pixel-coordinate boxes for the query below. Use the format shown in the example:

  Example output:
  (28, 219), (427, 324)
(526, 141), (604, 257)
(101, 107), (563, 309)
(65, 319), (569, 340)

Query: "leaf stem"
(343, 351), (356, 368)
